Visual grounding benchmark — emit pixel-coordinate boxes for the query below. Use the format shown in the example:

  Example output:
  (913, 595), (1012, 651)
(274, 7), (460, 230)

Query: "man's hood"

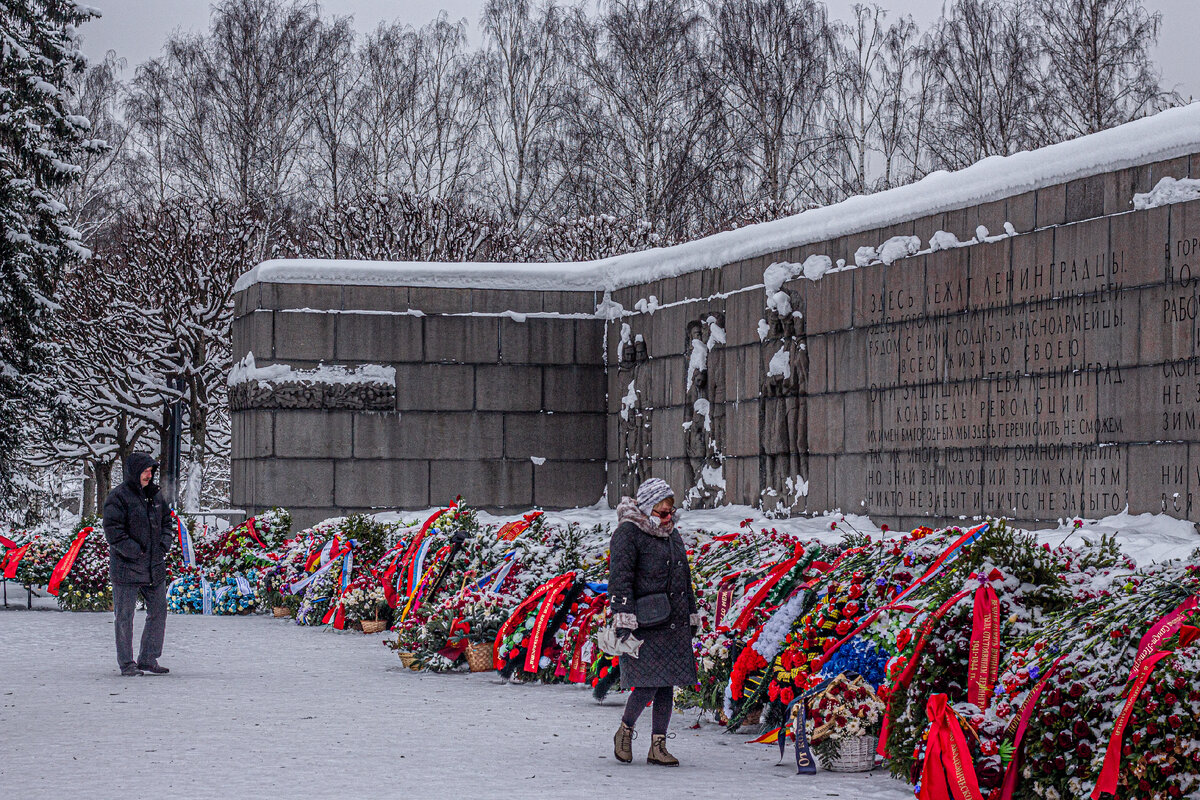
(123, 452), (159, 489)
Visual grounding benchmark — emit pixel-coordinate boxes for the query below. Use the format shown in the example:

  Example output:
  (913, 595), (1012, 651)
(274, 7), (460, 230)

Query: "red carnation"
(1168, 714), (1182, 729)
(835, 620), (852, 636)
(896, 629), (913, 651)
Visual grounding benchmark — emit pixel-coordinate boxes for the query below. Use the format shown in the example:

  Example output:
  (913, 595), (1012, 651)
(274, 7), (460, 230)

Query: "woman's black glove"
(616, 628), (634, 641)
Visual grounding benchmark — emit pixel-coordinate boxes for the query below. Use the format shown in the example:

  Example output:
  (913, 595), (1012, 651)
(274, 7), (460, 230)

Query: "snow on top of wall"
(227, 352), (395, 387)
(234, 103), (1200, 296)
(1133, 176), (1200, 210)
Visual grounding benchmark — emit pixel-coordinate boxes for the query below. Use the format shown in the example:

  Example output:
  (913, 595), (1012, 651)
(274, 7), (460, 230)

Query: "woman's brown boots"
(614, 721), (635, 763)
(647, 734), (679, 766)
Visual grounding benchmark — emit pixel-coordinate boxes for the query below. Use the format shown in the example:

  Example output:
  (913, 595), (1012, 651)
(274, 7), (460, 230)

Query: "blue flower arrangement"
(818, 635), (891, 689)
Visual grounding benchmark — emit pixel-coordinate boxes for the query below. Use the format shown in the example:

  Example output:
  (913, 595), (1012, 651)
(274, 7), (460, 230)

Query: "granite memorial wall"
(231, 144), (1200, 530)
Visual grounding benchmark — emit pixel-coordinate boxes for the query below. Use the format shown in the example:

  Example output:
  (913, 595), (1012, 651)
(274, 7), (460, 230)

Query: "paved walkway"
(0, 605), (911, 799)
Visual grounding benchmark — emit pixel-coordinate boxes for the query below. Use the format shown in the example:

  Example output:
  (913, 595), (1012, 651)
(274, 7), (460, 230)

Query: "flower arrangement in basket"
(797, 672), (885, 772)
(339, 574), (391, 633)
(457, 591), (508, 671)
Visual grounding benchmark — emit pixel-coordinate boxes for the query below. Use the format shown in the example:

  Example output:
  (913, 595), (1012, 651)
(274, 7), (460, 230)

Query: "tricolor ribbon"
(48, 527), (92, 596)
(813, 523), (988, 675)
(894, 522), (988, 607)
(290, 538), (354, 594)
(473, 551), (517, 593)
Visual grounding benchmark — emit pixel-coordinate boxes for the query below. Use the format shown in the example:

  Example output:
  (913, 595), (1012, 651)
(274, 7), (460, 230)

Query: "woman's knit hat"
(636, 478), (675, 518)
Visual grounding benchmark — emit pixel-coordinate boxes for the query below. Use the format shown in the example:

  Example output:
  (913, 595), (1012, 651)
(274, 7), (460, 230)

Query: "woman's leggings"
(621, 686), (674, 735)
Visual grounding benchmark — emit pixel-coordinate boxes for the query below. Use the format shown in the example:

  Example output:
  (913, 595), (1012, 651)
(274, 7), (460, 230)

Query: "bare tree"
(479, 0), (566, 232)
(349, 22), (423, 194)
(124, 0), (337, 219)
(560, 0), (724, 237)
(47, 200), (273, 513)
(61, 51), (129, 238)
(348, 15), (484, 200)
(707, 0), (833, 208)
(304, 18), (361, 213)
(1037, 0), (1177, 137)
(297, 191), (516, 262)
(828, 3), (890, 196)
(926, 0), (1048, 169)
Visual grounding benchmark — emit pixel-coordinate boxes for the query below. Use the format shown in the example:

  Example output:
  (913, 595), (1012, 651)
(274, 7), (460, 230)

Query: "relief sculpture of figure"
(759, 289), (809, 514)
(683, 314), (726, 509)
(617, 327), (652, 498)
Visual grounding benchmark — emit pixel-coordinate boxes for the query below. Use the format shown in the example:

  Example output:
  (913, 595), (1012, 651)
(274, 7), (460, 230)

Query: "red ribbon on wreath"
(1091, 618), (1199, 800)
(877, 589), (972, 757)
(524, 573), (577, 674)
(967, 584), (1001, 710)
(48, 527), (93, 596)
(3, 543), (31, 579)
(999, 654), (1067, 800)
(919, 693), (985, 800)
(493, 575), (564, 670)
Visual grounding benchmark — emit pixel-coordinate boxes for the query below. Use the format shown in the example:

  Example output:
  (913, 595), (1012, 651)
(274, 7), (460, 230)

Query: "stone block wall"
(231, 147), (1200, 530)
(231, 284), (606, 529)
(601, 154), (1200, 529)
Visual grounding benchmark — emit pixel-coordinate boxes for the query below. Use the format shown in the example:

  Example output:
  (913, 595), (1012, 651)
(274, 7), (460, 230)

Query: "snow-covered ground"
(0, 606), (911, 799)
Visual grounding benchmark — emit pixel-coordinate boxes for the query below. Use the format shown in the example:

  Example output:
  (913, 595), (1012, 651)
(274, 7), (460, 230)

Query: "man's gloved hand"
(690, 625), (698, 638)
(616, 628), (634, 642)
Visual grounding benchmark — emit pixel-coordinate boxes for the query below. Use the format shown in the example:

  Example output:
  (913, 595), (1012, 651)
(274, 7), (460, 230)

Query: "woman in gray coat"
(609, 478), (699, 766)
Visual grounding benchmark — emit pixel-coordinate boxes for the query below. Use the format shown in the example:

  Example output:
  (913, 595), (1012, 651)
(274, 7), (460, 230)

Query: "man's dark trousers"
(113, 581), (167, 671)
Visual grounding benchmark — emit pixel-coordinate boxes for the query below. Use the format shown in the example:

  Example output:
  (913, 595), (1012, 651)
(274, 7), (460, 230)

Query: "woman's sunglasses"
(651, 508), (674, 519)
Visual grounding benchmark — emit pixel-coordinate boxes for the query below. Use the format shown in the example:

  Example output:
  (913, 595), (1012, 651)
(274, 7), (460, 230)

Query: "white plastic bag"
(597, 625), (643, 658)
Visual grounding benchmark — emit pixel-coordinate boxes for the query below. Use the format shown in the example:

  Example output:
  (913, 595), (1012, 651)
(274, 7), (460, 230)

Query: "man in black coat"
(102, 452), (173, 676)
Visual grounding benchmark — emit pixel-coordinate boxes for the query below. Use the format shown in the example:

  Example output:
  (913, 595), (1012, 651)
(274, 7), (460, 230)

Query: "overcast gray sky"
(81, 0), (1198, 100)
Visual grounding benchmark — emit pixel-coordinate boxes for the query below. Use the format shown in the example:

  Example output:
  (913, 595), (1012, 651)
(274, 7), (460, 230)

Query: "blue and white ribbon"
(201, 578), (213, 615)
(176, 516), (196, 567)
(234, 574), (252, 595)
